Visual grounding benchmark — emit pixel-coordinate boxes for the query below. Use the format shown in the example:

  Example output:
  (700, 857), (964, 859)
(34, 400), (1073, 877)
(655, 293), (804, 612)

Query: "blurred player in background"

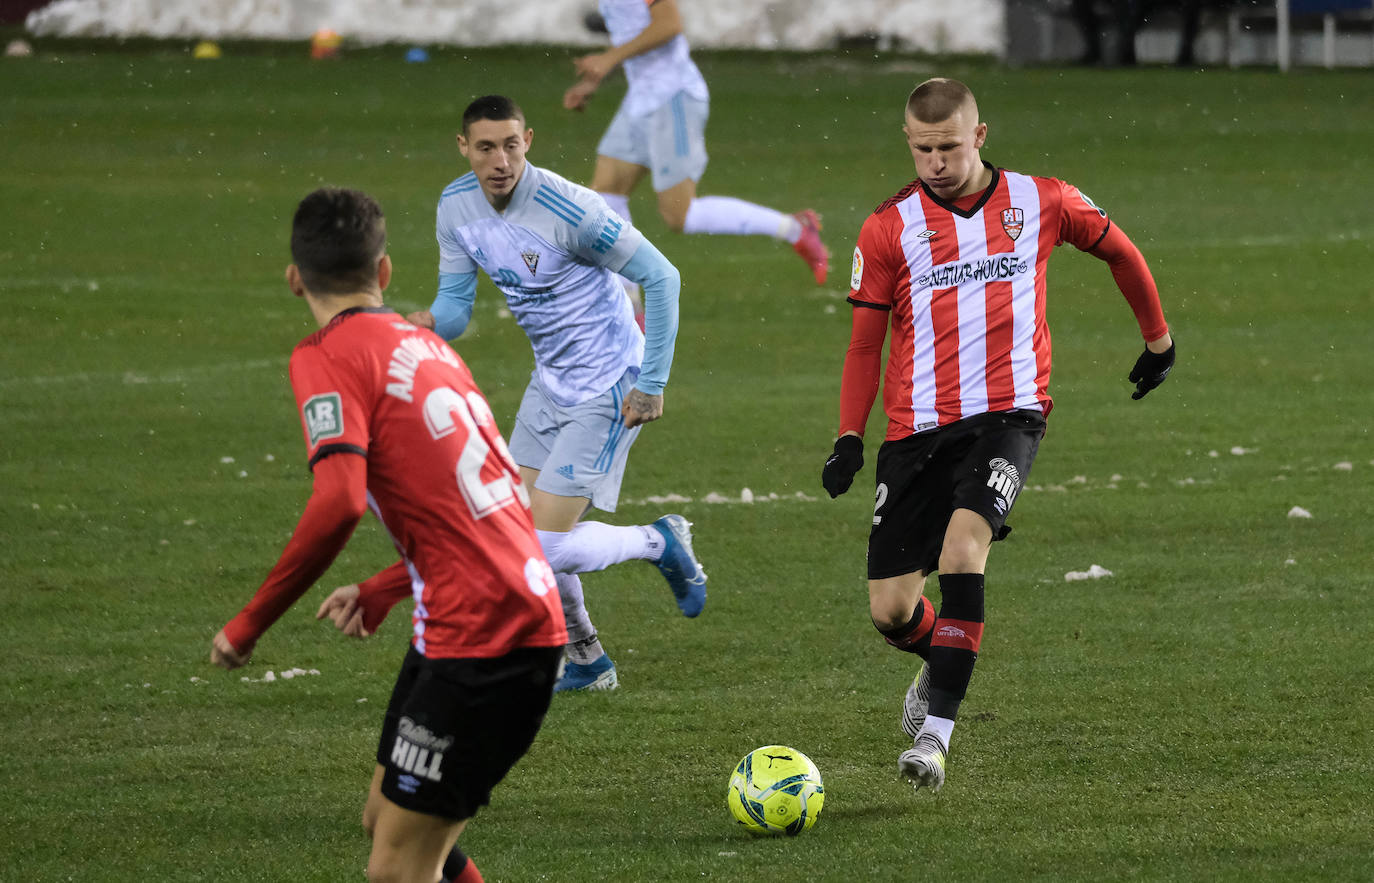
(563, 0), (830, 325)
(821, 78), (1175, 792)
(211, 187), (566, 883)
(407, 94), (707, 694)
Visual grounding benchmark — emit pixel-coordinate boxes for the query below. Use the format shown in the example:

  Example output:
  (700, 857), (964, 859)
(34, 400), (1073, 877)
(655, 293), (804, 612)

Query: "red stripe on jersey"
(980, 185), (1018, 412)
(921, 189), (965, 425)
(930, 617), (985, 652)
(1031, 177), (1062, 407)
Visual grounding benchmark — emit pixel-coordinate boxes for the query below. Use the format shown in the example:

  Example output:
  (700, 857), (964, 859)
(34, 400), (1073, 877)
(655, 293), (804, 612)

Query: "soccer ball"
(726, 745), (825, 836)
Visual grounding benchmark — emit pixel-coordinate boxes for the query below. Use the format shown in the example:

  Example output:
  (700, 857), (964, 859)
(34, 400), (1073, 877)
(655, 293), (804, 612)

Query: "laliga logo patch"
(1001, 207), (1024, 242)
(850, 246), (864, 291)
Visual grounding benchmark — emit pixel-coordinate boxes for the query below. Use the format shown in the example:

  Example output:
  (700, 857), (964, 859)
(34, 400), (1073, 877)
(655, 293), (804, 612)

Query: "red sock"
(442, 848), (484, 883)
(877, 595), (936, 656)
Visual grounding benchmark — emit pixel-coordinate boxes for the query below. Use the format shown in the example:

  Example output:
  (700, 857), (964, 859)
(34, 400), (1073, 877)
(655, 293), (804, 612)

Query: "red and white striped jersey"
(289, 307), (566, 659)
(849, 167), (1115, 440)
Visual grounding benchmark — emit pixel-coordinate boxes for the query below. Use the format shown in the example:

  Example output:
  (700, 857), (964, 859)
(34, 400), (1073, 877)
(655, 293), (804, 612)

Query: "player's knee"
(869, 595), (910, 630)
(365, 853), (403, 883)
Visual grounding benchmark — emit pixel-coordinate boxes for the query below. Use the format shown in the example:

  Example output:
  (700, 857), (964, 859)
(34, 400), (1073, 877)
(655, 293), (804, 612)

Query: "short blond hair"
(906, 78), (977, 124)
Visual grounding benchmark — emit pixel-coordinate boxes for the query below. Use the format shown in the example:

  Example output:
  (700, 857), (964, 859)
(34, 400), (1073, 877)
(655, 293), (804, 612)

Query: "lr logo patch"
(303, 393), (344, 446)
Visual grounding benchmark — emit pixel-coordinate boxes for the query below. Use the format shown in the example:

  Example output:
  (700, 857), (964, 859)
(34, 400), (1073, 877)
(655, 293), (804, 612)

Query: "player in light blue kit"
(563, 0), (830, 323)
(408, 95), (706, 693)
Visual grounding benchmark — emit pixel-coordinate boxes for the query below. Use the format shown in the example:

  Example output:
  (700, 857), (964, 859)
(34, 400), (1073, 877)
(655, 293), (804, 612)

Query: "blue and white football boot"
(554, 652), (618, 693)
(651, 514), (707, 618)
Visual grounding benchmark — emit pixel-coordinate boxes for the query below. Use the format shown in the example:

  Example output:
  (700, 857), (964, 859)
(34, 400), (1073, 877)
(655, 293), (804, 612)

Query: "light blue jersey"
(436, 163), (652, 407)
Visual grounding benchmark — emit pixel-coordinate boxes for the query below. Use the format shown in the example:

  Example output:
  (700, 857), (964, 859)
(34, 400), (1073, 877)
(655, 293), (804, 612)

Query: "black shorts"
(375, 644), (561, 821)
(867, 409), (1045, 580)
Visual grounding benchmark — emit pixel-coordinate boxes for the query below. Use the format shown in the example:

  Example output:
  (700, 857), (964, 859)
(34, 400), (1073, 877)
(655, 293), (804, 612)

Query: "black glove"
(1128, 341), (1175, 400)
(821, 435), (864, 498)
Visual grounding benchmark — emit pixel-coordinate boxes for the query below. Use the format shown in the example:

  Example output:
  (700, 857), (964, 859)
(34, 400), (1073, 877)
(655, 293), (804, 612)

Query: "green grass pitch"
(1, 37), (1372, 882)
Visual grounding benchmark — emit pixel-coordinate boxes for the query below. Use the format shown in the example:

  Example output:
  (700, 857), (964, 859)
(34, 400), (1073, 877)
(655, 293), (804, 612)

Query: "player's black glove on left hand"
(821, 435), (864, 499)
(1128, 341), (1176, 400)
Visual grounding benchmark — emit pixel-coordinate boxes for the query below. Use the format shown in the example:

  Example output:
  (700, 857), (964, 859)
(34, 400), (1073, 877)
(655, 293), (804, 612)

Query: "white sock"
(918, 715), (955, 752)
(599, 192), (642, 307)
(538, 523), (660, 573)
(682, 196), (802, 242)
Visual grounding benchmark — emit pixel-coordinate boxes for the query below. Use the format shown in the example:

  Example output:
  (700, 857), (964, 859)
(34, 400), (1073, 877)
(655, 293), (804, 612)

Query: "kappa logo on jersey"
(302, 393), (344, 446)
(850, 246), (864, 290)
(986, 457), (1022, 510)
(521, 249), (540, 276)
(1001, 207), (1024, 242)
(389, 716), (453, 783)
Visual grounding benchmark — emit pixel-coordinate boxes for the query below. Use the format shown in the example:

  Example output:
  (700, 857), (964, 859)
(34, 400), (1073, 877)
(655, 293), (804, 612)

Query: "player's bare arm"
(563, 78), (600, 112)
(407, 309), (435, 330)
(572, 0), (683, 86)
(621, 388), (663, 428)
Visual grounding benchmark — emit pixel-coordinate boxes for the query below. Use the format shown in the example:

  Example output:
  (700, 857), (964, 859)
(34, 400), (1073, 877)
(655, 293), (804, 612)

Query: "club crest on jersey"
(1001, 208), (1024, 242)
(303, 393), (344, 446)
(520, 250), (540, 276)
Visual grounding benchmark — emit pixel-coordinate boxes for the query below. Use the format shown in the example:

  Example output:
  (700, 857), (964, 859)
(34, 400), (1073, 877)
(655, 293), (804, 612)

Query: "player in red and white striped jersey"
(210, 188), (564, 883)
(821, 79), (1175, 793)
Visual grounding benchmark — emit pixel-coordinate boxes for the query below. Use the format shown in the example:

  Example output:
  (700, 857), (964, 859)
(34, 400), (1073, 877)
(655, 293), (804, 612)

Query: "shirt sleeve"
(619, 240), (680, 395)
(848, 212), (898, 310)
(289, 344), (371, 470)
(837, 304), (889, 437)
(568, 191), (647, 273)
(1088, 222), (1170, 342)
(221, 453), (368, 653)
(431, 271), (478, 340)
(436, 197), (478, 276)
(1056, 180), (1113, 252)
(356, 560), (415, 633)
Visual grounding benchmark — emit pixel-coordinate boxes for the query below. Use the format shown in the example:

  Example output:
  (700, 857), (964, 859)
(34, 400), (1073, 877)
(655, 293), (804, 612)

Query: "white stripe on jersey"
(1004, 172), (1044, 410)
(952, 210), (991, 418)
(896, 195), (939, 431)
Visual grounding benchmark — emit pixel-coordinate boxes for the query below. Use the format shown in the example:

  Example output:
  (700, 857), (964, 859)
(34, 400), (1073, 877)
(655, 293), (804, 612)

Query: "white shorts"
(596, 92), (709, 192)
(507, 368), (642, 513)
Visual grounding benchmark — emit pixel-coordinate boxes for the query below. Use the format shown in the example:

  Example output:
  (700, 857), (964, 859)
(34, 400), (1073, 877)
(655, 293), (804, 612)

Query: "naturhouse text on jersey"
(915, 254), (1031, 290)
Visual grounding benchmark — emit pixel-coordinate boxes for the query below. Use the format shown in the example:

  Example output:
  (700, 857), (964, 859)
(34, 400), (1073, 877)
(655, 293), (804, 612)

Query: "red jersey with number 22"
(290, 307), (565, 659)
(850, 169), (1117, 440)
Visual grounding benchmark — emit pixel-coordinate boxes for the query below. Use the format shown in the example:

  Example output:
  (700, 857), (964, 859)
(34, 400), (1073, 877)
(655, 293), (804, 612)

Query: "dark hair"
(906, 77), (977, 124)
(461, 94), (525, 135)
(289, 187), (386, 295)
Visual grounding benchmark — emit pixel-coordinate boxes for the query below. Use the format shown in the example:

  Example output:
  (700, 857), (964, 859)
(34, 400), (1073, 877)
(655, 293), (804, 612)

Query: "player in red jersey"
(820, 78), (1175, 792)
(210, 188), (565, 883)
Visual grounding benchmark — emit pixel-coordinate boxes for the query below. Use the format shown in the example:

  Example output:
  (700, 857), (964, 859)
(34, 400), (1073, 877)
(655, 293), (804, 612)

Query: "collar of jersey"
(919, 161), (1000, 219)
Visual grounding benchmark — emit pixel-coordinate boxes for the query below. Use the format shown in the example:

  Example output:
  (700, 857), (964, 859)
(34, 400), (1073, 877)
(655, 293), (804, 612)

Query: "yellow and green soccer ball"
(726, 745), (825, 836)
